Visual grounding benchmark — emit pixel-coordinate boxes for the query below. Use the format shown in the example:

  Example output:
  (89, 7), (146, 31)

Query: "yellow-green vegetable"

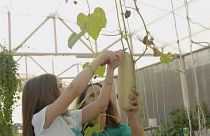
(116, 52), (136, 110)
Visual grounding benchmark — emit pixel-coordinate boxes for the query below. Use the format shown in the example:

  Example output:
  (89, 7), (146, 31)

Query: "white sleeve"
(32, 107), (47, 134)
(68, 109), (82, 129)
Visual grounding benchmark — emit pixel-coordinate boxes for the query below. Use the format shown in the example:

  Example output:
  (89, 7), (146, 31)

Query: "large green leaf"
(77, 7), (107, 40)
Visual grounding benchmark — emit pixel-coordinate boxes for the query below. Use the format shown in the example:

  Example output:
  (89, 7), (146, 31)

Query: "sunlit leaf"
(95, 66), (105, 77)
(82, 61), (105, 78)
(160, 53), (175, 64)
(77, 7), (107, 40)
(68, 26), (86, 49)
(77, 13), (88, 29)
(82, 62), (90, 69)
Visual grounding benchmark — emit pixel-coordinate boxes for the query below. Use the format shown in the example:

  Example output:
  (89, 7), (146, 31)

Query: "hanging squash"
(116, 52), (136, 110)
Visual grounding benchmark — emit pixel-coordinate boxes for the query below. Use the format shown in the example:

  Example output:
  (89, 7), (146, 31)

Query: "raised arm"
(82, 50), (123, 123)
(44, 50), (119, 128)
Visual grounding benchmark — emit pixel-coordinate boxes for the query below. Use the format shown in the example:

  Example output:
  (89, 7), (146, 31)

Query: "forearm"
(66, 60), (100, 97)
(128, 116), (143, 136)
(97, 67), (114, 109)
(81, 68), (114, 123)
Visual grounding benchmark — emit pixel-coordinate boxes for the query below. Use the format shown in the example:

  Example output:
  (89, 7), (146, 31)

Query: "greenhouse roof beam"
(12, 52), (154, 57)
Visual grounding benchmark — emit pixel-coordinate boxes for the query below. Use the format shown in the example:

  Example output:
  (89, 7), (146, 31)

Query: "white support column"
(53, 17), (58, 53)
(8, 12), (12, 50)
(25, 56), (28, 79)
(52, 59), (55, 74)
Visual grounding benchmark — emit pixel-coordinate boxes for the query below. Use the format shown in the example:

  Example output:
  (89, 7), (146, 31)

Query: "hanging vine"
(183, 0), (207, 135)
(170, 0), (193, 135)
(0, 48), (21, 136)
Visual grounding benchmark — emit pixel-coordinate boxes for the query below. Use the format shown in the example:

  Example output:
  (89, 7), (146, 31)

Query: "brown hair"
(22, 74), (60, 136)
(77, 83), (120, 130)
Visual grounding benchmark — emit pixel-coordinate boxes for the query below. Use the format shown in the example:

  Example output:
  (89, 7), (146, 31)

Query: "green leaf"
(68, 25), (87, 49)
(77, 7), (107, 40)
(84, 124), (100, 136)
(160, 53), (174, 64)
(68, 32), (78, 49)
(82, 52), (106, 77)
(77, 13), (88, 29)
(95, 66), (105, 77)
(82, 62), (90, 69)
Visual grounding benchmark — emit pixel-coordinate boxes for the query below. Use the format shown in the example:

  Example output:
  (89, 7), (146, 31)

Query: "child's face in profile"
(84, 85), (101, 106)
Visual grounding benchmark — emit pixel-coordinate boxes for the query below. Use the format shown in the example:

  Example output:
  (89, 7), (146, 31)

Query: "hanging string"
(160, 64), (168, 135)
(149, 67), (156, 120)
(170, 0), (192, 135)
(183, 0), (206, 135)
(152, 66), (161, 126)
(136, 69), (146, 126)
(142, 70), (149, 125)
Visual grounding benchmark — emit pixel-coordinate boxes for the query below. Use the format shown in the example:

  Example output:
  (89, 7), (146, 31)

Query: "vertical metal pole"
(8, 12), (12, 50)
(25, 56), (28, 79)
(53, 17), (58, 53)
(52, 59), (55, 74)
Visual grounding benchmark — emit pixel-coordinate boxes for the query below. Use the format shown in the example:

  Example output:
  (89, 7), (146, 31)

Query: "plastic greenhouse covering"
(0, 0), (210, 133)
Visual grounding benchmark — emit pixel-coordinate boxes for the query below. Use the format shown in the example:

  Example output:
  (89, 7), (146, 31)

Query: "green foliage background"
(0, 49), (21, 136)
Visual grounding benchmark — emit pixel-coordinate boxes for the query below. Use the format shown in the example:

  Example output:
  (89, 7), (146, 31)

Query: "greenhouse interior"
(0, 0), (210, 135)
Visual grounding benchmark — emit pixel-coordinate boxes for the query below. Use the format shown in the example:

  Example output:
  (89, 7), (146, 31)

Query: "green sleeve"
(120, 124), (131, 136)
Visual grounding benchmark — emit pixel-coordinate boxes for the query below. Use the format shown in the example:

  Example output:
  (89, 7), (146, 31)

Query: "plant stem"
(133, 0), (148, 35)
(118, 0), (132, 55)
(114, 0), (125, 51)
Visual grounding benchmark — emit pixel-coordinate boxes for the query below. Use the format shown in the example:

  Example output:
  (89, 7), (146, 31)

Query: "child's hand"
(107, 50), (123, 70)
(125, 91), (139, 118)
(96, 50), (116, 66)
